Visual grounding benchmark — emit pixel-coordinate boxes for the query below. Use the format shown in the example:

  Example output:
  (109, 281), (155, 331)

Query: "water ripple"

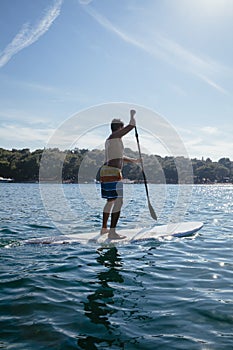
(1, 184), (233, 349)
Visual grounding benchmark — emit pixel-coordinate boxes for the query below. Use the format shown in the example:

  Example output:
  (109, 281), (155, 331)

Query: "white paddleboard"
(25, 221), (203, 245)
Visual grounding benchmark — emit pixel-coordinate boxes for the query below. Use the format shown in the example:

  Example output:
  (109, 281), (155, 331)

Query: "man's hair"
(111, 118), (124, 132)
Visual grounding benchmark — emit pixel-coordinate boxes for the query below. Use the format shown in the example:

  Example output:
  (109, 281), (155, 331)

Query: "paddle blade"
(148, 199), (157, 220)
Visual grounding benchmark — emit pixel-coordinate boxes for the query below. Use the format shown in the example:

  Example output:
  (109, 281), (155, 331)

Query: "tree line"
(0, 147), (232, 184)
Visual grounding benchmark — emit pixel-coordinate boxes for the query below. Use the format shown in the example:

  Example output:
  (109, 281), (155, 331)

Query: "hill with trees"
(0, 147), (232, 184)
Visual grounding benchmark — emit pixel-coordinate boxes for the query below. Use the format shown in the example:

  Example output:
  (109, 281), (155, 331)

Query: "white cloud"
(186, 140), (233, 160)
(179, 125), (233, 160)
(0, 108), (51, 126)
(0, 0), (63, 68)
(0, 123), (54, 149)
(84, 6), (147, 51)
(79, 0), (93, 4)
(200, 126), (219, 135)
(85, 6), (230, 94)
(196, 73), (228, 95)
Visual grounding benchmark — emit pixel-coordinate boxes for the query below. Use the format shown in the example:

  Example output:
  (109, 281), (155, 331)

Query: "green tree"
(215, 165), (230, 182)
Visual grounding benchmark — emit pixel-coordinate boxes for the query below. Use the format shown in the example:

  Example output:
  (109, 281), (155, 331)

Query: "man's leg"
(101, 199), (115, 234)
(109, 198), (125, 239)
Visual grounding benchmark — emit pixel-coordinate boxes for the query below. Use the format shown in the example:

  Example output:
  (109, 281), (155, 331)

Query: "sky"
(0, 0), (233, 160)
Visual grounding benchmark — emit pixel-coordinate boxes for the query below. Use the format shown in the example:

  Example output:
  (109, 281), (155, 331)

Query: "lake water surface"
(0, 183), (233, 349)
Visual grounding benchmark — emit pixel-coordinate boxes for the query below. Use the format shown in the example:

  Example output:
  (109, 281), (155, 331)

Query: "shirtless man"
(100, 109), (138, 239)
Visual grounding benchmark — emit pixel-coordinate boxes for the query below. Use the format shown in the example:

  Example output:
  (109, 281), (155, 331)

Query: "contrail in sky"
(0, 0), (63, 68)
(85, 6), (228, 95)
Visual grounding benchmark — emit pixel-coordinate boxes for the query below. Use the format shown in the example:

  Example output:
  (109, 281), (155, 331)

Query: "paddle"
(135, 126), (157, 220)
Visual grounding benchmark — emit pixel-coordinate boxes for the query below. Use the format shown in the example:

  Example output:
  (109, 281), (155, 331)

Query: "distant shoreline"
(0, 147), (232, 184)
(1, 181), (232, 186)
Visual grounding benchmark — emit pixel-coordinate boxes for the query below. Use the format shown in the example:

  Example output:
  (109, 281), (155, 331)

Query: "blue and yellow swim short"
(100, 165), (123, 199)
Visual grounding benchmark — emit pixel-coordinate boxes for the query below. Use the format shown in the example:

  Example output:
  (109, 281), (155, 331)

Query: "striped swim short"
(100, 165), (123, 199)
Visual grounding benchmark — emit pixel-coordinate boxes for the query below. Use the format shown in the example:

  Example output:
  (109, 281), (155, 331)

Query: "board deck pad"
(25, 221), (203, 245)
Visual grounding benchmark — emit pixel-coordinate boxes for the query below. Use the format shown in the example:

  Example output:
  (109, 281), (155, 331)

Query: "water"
(0, 183), (233, 350)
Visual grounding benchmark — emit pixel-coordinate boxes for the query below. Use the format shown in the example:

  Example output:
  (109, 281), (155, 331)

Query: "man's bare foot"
(108, 230), (126, 240)
(100, 228), (109, 235)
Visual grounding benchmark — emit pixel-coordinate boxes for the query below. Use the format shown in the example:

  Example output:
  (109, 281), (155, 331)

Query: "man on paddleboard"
(100, 109), (139, 240)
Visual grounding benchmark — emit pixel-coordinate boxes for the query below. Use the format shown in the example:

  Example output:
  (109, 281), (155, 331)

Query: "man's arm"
(110, 110), (136, 139)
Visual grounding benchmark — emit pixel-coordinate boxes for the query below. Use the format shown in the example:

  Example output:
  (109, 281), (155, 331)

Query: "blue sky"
(0, 0), (232, 160)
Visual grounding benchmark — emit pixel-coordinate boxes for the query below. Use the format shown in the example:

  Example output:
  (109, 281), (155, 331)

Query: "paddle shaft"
(135, 127), (149, 196)
(135, 127), (157, 220)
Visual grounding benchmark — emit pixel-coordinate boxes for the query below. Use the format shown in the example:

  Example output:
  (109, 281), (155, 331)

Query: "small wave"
(0, 228), (18, 235)
(27, 224), (55, 230)
(197, 308), (233, 325)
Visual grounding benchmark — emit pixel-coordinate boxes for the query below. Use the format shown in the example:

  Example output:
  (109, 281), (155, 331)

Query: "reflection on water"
(78, 247), (124, 349)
